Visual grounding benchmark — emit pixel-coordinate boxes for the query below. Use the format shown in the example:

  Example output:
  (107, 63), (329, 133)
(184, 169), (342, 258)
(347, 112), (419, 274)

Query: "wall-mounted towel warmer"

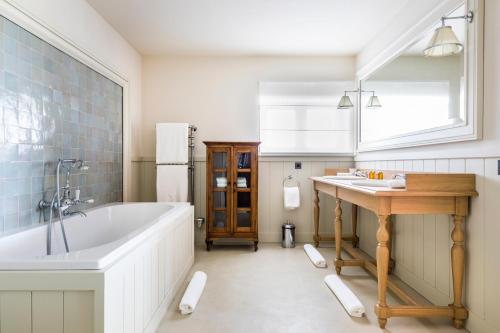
(188, 125), (197, 205)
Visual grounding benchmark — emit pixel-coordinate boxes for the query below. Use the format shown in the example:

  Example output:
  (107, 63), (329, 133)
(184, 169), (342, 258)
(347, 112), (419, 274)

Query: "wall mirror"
(357, 0), (483, 151)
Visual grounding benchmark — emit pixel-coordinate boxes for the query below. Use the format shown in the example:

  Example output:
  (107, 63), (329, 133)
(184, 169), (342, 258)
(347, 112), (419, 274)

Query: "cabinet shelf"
(236, 188), (251, 192)
(213, 168), (227, 173)
(213, 188), (227, 192)
(237, 168), (251, 173)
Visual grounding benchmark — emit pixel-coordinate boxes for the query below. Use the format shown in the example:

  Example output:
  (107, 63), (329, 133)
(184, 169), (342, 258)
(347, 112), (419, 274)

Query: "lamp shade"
(337, 95), (353, 109)
(423, 25), (463, 57)
(366, 95), (382, 108)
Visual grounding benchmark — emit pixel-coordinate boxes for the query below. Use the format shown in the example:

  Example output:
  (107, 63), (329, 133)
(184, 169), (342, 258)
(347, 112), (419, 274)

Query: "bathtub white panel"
(0, 204), (194, 333)
(355, 157), (500, 333)
(63, 291), (95, 333)
(0, 291), (31, 333)
(134, 258), (145, 332)
(152, 244), (160, 312)
(124, 266), (135, 333)
(133, 158), (355, 244)
(32, 291), (64, 333)
(103, 208), (194, 333)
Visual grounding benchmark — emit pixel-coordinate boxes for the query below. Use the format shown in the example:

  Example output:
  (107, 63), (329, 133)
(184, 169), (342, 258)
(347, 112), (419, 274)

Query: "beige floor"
(156, 243), (467, 333)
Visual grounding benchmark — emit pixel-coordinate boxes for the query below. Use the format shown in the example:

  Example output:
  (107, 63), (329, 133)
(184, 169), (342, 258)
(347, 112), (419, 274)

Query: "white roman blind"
(259, 82), (354, 155)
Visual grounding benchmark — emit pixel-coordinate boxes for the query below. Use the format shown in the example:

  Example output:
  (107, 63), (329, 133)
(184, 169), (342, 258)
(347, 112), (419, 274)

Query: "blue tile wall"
(0, 16), (123, 233)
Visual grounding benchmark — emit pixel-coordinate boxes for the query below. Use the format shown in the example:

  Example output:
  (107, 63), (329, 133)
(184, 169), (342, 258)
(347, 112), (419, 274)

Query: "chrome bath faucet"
(39, 159), (94, 255)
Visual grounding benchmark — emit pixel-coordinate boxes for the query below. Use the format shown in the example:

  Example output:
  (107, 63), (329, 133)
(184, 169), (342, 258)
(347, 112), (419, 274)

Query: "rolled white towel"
(324, 274), (365, 317)
(303, 244), (327, 268)
(179, 271), (207, 315)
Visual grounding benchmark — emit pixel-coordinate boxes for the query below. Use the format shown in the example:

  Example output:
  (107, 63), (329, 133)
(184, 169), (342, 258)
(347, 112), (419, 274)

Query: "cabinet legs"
(206, 240), (259, 252)
(375, 214), (391, 329)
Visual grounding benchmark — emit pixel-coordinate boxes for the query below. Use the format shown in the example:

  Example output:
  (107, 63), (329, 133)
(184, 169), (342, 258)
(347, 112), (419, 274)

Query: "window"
(259, 82), (354, 155)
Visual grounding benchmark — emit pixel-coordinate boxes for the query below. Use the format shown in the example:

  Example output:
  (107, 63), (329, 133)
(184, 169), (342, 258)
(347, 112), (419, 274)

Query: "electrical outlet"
(295, 162), (302, 170)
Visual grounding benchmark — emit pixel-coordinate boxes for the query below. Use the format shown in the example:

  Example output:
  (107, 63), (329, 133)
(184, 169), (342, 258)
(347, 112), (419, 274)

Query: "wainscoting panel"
(355, 157), (499, 333)
(132, 158), (355, 245)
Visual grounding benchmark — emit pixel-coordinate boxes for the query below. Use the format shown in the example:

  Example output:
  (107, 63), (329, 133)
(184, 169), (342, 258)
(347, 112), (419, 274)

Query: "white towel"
(156, 165), (189, 202)
(156, 123), (189, 164)
(179, 271), (207, 315)
(304, 244), (327, 268)
(324, 274), (365, 317)
(216, 177), (227, 187)
(351, 179), (406, 188)
(283, 186), (300, 210)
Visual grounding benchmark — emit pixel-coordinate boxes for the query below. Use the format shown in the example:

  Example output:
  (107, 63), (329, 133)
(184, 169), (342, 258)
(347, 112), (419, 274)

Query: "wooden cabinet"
(204, 141), (260, 251)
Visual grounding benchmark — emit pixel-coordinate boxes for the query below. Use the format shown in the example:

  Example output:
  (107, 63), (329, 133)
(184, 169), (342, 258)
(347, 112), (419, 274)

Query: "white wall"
(354, 1), (500, 332)
(4, 0), (143, 199)
(139, 55), (356, 243)
(141, 55), (355, 158)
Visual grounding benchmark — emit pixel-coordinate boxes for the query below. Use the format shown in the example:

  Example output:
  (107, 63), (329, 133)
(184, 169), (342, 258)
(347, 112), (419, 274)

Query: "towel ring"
(283, 175), (300, 188)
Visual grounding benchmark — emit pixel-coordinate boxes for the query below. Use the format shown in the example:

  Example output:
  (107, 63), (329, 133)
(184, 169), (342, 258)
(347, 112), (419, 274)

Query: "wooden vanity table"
(311, 169), (477, 329)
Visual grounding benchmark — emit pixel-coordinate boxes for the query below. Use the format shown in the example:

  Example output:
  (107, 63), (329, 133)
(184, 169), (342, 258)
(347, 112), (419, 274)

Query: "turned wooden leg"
(351, 204), (359, 248)
(334, 198), (343, 274)
(387, 218), (395, 274)
(451, 214), (467, 328)
(375, 214), (391, 329)
(313, 188), (320, 247)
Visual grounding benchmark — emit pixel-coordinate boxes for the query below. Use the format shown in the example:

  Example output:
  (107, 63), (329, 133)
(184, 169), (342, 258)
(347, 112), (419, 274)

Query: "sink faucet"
(39, 159), (94, 255)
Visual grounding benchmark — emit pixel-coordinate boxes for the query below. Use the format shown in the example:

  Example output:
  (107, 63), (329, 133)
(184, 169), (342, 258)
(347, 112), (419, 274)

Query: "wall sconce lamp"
(337, 89), (382, 109)
(423, 10), (473, 57)
(337, 90), (356, 109)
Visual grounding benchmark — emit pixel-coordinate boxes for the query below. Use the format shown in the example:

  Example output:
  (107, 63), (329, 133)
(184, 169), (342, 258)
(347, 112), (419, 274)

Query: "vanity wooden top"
(310, 171), (478, 198)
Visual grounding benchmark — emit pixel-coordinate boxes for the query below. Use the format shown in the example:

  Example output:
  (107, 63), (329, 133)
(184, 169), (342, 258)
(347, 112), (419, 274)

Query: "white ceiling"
(86, 0), (410, 56)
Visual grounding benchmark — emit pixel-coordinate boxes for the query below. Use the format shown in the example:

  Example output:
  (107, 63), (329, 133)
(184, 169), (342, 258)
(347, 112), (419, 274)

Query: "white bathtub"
(0, 202), (194, 333)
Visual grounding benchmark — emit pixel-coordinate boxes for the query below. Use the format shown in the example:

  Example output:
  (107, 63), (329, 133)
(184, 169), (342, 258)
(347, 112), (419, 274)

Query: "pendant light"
(423, 10), (473, 57)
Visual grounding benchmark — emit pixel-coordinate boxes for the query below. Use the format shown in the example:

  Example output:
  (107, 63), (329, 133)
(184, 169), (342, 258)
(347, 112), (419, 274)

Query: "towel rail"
(189, 125), (197, 205)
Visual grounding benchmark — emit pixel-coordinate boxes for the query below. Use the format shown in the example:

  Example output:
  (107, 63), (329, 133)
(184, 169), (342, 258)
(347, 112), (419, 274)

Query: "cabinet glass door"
(233, 148), (255, 233)
(208, 147), (231, 233)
